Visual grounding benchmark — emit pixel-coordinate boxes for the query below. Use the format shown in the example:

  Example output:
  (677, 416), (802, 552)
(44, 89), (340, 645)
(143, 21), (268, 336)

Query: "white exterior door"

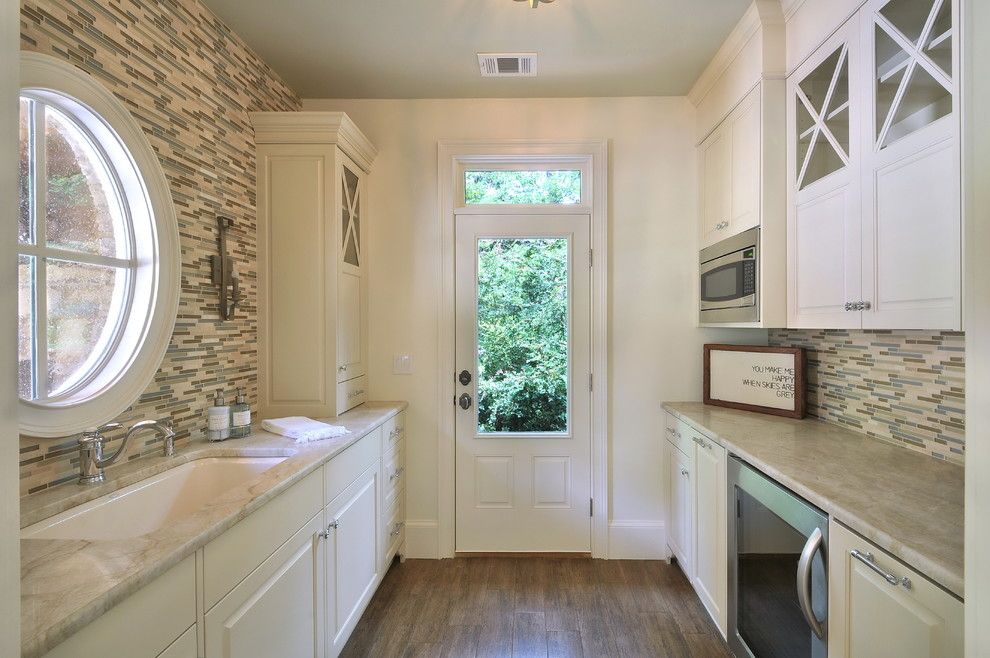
(454, 213), (592, 553)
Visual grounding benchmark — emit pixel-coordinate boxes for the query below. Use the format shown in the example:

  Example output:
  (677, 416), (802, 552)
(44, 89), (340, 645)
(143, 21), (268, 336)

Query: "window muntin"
(464, 169), (582, 205)
(17, 94), (136, 404)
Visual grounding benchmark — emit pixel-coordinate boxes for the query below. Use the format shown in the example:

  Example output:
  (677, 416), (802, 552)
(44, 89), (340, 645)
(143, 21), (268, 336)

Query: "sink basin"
(22, 457), (288, 541)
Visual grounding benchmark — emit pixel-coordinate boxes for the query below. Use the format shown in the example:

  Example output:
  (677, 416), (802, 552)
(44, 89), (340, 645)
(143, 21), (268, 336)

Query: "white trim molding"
(608, 520), (668, 560)
(403, 519), (440, 559)
(437, 139), (609, 558)
(249, 111), (378, 172)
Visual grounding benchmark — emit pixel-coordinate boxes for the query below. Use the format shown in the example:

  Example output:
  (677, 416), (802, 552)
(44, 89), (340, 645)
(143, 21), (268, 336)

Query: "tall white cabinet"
(787, 0), (960, 330)
(251, 112), (376, 418)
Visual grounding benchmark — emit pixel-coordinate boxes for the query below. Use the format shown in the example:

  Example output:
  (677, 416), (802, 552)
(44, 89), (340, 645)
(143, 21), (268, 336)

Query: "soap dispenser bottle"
(207, 389), (231, 442)
(229, 387), (252, 438)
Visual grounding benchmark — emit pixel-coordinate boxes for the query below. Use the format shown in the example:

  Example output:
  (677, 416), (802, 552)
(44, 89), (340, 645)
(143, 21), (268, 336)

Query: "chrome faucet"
(77, 419), (177, 485)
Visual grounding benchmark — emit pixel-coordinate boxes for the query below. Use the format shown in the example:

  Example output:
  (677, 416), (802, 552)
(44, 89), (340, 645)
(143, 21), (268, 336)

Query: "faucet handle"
(79, 422), (124, 444)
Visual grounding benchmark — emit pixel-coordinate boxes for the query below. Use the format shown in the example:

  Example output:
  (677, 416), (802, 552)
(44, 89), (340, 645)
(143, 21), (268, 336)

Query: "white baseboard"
(403, 519), (439, 558)
(607, 520), (668, 559)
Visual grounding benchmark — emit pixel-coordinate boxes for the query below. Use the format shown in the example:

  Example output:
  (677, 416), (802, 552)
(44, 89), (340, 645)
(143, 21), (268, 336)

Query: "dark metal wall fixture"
(211, 216), (241, 321)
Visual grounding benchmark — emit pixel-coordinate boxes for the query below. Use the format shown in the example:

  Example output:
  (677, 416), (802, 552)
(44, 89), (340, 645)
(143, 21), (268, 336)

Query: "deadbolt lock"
(458, 370), (472, 386)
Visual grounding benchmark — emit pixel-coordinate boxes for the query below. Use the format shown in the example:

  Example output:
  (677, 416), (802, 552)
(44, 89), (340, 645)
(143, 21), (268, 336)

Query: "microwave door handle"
(797, 527), (827, 640)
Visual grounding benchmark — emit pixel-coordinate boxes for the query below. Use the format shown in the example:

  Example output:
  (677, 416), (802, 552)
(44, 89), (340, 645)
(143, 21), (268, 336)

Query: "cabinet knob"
(680, 468), (689, 477)
(338, 365), (348, 372)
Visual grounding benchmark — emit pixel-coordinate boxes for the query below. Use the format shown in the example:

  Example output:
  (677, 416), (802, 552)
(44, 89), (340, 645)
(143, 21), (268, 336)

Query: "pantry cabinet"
(787, 0), (960, 330)
(251, 112), (377, 418)
(828, 520), (963, 658)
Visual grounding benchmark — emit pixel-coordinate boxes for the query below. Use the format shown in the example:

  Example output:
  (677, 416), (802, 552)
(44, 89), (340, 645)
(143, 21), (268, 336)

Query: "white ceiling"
(202, 0), (751, 99)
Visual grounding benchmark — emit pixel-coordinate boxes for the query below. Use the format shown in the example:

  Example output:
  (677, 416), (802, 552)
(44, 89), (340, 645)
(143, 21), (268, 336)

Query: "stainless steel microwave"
(699, 227), (759, 324)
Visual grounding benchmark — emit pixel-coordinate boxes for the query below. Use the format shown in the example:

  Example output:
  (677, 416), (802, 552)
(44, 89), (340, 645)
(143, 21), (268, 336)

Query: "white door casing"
(454, 213), (592, 553)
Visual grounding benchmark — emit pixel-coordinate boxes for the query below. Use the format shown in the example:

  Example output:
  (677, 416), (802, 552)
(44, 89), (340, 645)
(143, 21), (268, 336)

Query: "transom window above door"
(457, 160), (591, 208)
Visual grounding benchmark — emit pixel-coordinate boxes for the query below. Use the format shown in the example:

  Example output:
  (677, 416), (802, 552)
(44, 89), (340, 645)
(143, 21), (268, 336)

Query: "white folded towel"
(261, 416), (351, 443)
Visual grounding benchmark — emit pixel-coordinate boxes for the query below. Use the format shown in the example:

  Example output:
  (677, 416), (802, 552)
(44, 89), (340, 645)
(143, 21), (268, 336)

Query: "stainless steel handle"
(861, 301), (872, 310)
(390, 427), (404, 439)
(319, 519), (340, 539)
(390, 466), (405, 481)
(338, 365), (348, 372)
(348, 389), (365, 399)
(844, 302), (854, 311)
(679, 468), (689, 477)
(390, 521), (405, 537)
(796, 527), (827, 640)
(850, 549), (912, 589)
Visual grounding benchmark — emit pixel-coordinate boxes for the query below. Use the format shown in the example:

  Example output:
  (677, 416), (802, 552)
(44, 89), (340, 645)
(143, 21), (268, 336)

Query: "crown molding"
(249, 111), (378, 171)
(780, 0), (809, 21)
(687, 0), (785, 107)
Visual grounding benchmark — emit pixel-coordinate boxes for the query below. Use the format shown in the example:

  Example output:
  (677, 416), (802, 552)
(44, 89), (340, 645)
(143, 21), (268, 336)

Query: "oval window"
(18, 53), (180, 437)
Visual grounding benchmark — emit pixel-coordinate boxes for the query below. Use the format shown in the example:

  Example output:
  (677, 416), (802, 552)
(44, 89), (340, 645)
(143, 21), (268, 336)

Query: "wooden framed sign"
(703, 344), (806, 419)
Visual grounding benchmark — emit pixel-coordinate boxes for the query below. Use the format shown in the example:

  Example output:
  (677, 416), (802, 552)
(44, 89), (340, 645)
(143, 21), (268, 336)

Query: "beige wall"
(303, 96), (765, 557)
(1, 0), (21, 651)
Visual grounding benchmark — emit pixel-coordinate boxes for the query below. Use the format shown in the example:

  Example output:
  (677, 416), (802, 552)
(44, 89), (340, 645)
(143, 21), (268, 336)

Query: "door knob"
(458, 393), (472, 410)
(458, 370), (472, 386)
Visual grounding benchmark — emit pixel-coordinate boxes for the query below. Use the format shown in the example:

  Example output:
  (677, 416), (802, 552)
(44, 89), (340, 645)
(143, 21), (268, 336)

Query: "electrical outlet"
(392, 354), (413, 375)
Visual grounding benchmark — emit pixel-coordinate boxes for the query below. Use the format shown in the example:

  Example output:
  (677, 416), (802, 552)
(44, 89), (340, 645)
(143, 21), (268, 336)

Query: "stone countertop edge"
(661, 401), (964, 600)
(20, 401), (407, 658)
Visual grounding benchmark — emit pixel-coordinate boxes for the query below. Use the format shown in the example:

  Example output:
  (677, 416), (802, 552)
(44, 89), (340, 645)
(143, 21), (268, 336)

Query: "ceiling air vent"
(478, 53), (538, 77)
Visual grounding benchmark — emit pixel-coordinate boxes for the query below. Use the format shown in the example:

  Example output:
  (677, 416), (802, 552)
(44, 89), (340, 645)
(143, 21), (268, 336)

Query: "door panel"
(454, 214), (592, 553)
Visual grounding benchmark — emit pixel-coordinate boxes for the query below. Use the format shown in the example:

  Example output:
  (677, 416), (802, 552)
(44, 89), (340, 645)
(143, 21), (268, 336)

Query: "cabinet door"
(666, 439), (693, 579)
(787, 17), (863, 328)
(730, 88), (762, 236)
(700, 127), (731, 249)
(693, 435), (727, 636)
(204, 514), (324, 658)
(860, 0), (960, 329)
(828, 520), (963, 658)
(326, 463), (380, 655)
(337, 156), (368, 384)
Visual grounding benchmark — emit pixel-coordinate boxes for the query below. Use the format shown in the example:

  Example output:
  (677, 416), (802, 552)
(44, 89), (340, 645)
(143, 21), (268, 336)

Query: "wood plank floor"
(341, 557), (732, 657)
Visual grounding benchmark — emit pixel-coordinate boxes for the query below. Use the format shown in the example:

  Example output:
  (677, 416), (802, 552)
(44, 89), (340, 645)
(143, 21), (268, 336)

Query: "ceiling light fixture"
(515, 0), (554, 8)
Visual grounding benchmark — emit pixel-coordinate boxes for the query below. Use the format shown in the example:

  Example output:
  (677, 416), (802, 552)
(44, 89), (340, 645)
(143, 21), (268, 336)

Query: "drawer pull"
(389, 427), (404, 439)
(347, 389), (365, 399)
(319, 519), (340, 539)
(389, 466), (405, 482)
(390, 522), (405, 537)
(851, 549), (912, 590)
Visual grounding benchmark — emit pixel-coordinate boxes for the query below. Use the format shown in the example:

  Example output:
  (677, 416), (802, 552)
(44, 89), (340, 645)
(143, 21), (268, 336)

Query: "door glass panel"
(476, 238), (568, 434)
(341, 174), (360, 267)
(796, 46), (849, 190)
(875, 0), (953, 148)
(924, 0), (952, 76)
(465, 170), (581, 205)
(736, 488), (814, 657)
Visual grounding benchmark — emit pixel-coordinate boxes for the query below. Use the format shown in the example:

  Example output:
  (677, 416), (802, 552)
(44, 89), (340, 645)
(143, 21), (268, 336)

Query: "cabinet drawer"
(664, 413), (696, 456)
(384, 496), (405, 564)
(325, 427), (381, 506)
(44, 555), (195, 658)
(337, 375), (367, 413)
(382, 410), (406, 454)
(383, 438), (405, 509)
(203, 468), (322, 609)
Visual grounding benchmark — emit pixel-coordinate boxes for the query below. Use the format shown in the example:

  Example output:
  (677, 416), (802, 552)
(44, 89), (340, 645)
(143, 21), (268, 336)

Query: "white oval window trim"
(19, 52), (180, 438)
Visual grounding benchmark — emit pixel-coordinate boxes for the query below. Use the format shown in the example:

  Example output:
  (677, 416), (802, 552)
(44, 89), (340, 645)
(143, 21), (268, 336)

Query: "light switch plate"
(392, 354), (413, 375)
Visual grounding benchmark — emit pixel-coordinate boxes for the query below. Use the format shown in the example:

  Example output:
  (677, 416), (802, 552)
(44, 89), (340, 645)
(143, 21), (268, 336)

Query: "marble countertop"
(20, 402), (406, 658)
(662, 402), (964, 599)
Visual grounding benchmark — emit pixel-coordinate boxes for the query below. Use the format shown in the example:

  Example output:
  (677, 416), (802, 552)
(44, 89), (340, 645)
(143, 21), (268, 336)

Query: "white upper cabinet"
(699, 89), (762, 250)
(860, 0), (960, 329)
(251, 112), (376, 418)
(786, 0), (961, 330)
(691, 1), (787, 327)
(788, 19), (863, 328)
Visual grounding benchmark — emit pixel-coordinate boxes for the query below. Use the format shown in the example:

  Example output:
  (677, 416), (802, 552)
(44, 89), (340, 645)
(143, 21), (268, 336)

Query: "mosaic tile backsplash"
(768, 329), (965, 463)
(19, 0), (301, 496)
